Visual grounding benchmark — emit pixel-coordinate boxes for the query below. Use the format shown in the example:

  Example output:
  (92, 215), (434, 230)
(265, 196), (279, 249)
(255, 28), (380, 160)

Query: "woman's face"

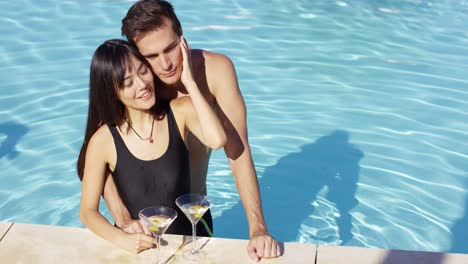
(117, 54), (156, 112)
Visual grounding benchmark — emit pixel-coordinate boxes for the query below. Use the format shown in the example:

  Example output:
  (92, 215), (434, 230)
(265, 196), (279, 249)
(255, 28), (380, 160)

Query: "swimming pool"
(1, 0), (467, 254)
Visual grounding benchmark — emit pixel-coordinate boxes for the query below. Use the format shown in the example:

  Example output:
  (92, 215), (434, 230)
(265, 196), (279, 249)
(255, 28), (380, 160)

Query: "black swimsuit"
(108, 107), (212, 236)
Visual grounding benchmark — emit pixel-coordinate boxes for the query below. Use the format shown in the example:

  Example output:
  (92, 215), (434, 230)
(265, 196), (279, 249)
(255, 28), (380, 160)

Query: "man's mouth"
(161, 69), (176, 77)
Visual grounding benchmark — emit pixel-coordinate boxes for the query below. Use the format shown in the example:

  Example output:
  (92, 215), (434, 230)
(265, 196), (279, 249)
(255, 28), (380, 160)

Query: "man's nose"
(159, 54), (172, 71)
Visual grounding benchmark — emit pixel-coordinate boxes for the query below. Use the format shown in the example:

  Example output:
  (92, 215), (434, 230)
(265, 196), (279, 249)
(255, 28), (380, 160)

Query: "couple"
(77, 0), (280, 261)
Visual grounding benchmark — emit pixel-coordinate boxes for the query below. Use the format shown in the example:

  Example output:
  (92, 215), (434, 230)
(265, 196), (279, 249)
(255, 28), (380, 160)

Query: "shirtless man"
(103, 0), (280, 261)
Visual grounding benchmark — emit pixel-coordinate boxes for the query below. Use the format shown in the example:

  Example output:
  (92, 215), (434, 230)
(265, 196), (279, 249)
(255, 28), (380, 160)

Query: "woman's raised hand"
(179, 36), (196, 88)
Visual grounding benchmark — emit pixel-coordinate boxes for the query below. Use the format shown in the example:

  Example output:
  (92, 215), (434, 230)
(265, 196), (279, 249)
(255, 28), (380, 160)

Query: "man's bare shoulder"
(201, 50), (234, 70)
(192, 49), (234, 75)
(199, 50), (237, 97)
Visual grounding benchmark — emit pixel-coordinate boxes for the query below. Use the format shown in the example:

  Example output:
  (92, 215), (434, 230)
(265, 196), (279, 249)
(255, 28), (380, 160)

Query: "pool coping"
(0, 221), (467, 263)
(0, 221), (13, 242)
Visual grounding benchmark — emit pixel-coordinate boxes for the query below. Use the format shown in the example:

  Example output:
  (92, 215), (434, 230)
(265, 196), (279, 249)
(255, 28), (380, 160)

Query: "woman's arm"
(178, 36), (226, 149)
(79, 127), (156, 253)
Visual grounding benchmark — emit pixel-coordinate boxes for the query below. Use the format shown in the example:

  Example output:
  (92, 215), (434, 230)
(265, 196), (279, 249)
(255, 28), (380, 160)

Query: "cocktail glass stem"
(156, 235), (161, 264)
(191, 223), (197, 254)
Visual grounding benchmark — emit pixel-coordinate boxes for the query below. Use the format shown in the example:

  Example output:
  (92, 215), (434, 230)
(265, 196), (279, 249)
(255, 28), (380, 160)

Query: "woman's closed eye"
(124, 80), (134, 88)
(139, 66), (149, 76)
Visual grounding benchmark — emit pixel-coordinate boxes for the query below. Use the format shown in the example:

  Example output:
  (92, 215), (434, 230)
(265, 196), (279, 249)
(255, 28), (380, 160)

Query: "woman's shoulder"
(170, 96), (193, 114)
(169, 97), (194, 129)
(88, 124), (114, 151)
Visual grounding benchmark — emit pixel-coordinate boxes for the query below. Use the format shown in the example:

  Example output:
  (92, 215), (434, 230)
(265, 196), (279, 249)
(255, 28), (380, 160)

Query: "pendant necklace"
(125, 116), (155, 143)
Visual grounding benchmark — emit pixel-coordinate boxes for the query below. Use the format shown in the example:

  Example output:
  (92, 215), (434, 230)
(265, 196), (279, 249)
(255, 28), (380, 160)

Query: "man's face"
(134, 19), (182, 86)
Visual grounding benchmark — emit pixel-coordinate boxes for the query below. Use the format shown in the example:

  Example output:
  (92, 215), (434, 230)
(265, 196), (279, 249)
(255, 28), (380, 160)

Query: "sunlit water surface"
(1, 0), (468, 254)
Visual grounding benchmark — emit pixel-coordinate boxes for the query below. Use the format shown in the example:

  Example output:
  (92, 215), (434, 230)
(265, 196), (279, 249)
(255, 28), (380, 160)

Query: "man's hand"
(118, 218), (151, 236)
(114, 232), (157, 254)
(247, 231), (281, 262)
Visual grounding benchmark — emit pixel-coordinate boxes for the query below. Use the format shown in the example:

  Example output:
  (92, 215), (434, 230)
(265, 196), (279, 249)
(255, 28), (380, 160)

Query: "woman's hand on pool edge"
(115, 232), (157, 254)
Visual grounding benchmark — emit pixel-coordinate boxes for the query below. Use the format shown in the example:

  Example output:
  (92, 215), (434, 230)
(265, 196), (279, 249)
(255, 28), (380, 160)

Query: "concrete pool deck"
(0, 222), (467, 263)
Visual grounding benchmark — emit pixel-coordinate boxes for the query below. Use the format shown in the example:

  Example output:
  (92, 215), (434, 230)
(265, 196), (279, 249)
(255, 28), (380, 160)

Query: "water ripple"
(1, 0), (468, 254)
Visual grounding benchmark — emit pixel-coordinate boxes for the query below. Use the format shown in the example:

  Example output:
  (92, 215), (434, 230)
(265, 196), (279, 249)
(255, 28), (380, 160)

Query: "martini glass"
(139, 206), (177, 264)
(175, 194), (211, 261)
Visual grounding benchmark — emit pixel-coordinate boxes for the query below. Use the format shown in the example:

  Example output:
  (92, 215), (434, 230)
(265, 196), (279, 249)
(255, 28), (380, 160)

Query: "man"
(103, 0), (280, 261)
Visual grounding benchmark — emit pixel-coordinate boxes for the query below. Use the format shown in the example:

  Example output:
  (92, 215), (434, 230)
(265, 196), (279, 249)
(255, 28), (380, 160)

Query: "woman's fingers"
(181, 36), (190, 50)
(179, 35), (194, 85)
(180, 36), (189, 67)
(138, 234), (157, 248)
(180, 36), (187, 54)
(134, 233), (157, 252)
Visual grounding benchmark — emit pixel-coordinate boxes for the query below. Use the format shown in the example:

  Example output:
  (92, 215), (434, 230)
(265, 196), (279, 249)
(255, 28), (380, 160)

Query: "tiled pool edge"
(0, 221), (13, 242)
(316, 244), (468, 264)
(1, 222), (467, 263)
(0, 222), (315, 263)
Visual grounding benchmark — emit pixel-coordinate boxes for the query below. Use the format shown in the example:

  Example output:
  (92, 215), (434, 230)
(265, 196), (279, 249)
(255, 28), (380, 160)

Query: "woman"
(77, 38), (226, 253)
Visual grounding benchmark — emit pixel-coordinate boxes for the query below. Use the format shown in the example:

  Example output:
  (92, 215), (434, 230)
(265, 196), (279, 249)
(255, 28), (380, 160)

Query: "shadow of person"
(450, 178), (468, 254)
(0, 122), (28, 159)
(215, 130), (363, 246)
(381, 249), (445, 264)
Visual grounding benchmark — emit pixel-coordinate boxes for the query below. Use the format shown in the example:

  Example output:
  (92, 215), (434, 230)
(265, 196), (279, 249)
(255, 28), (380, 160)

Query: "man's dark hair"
(122, 0), (182, 43)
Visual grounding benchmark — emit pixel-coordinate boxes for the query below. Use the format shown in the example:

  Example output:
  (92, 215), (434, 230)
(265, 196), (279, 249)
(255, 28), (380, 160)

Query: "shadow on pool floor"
(0, 121), (28, 159)
(215, 129), (363, 245)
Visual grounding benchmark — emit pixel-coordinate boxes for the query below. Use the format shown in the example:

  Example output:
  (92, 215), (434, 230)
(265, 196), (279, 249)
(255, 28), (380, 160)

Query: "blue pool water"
(1, 0), (468, 254)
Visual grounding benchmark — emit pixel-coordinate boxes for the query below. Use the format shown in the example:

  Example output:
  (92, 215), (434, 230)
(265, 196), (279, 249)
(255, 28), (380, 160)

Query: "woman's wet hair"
(90, 39), (149, 124)
(77, 39), (166, 180)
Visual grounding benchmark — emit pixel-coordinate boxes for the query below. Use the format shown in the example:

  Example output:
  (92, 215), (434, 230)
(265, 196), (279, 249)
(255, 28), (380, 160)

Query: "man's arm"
(207, 52), (280, 261)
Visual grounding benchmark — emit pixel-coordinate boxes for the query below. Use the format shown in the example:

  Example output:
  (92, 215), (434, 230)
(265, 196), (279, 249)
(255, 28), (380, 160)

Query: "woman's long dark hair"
(77, 39), (167, 180)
